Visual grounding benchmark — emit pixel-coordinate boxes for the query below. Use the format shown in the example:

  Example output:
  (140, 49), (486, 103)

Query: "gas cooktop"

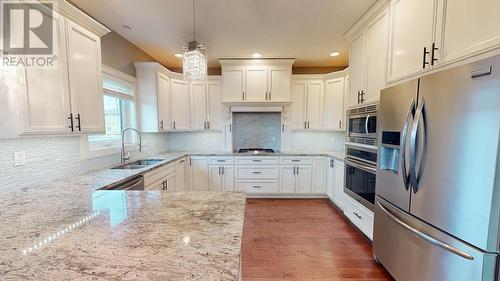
(238, 148), (275, 154)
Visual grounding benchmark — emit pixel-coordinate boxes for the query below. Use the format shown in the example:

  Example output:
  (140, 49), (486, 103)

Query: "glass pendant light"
(183, 0), (207, 81)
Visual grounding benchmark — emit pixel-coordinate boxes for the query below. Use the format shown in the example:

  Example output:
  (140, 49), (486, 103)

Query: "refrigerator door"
(409, 55), (500, 252)
(373, 196), (498, 281)
(376, 79), (418, 212)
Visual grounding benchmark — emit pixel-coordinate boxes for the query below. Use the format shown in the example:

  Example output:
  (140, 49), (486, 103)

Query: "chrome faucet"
(121, 127), (142, 164)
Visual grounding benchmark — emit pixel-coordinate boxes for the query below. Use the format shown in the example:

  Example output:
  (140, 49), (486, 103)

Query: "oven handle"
(345, 158), (376, 174)
(365, 114), (370, 135)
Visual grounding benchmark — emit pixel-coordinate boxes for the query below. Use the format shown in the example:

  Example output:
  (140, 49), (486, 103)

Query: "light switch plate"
(14, 151), (26, 166)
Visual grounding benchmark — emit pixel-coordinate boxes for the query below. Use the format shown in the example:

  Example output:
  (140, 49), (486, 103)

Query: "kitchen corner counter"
(0, 190), (246, 281)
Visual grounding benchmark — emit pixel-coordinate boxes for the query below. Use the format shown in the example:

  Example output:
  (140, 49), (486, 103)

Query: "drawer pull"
(292, 159), (300, 162)
(252, 185), (262, 188)
(217, 160), (225, 162)
(353, 212), (362, 219)
(252, 159), (262, 162)
(252, 171), (262, 174)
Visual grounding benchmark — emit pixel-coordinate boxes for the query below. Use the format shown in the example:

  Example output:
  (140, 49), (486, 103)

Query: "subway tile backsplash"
(233, 112), (281, 152)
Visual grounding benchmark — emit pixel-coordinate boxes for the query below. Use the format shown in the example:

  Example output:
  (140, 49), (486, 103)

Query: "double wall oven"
(344, 104), (378, 211)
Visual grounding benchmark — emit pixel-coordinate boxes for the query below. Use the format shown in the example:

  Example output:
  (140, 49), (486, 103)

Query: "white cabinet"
(344, 194), (374, 240)
(220, 60), (294, 103)
(279, 166), (296, 193)
(190, 156), (209, 191)
(326, 158), (335, 201)
(312, 157), (327, 194)
(436, 0), (500, 67)
(279, 165), (312, 194)
(207, 80), (224, 131)
(190, 81), (208, 130)
(347, 7), (389, 108)
(209, 165), (235, 191)
(323, 78), (345, 131)
(222, 67), (245, 102)
(333, 159), (345, 210)
(171, 79), (190, 130)
(291, 80), (324, 130)
(387, 0), (436, 83)
(157, 73), (172, 131)
(175, 158), (187, 191)
(296, 166), (313, 194)
(14, 13), (108, 137)
(144, 163), (176, 191)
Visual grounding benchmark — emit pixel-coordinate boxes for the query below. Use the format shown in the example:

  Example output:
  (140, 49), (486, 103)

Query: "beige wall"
(100, 32), (156, 77)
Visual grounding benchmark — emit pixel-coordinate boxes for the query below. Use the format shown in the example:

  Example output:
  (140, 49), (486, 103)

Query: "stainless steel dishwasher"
(100, 175), (144, 190)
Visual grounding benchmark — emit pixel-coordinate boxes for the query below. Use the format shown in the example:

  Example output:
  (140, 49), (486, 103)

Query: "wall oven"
(344, 144), (377, 211)
(347, 104), (378, 143)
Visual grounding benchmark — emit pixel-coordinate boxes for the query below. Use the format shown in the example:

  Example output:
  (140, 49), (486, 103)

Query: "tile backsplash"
(167, 131), (225, 152)
(0, 134), (168, 192)
(288, 131), (345, 152)
(232, 112), (281, 151)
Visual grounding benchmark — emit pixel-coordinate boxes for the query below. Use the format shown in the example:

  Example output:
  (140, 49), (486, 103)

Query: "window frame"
(80, 65), (139, 160)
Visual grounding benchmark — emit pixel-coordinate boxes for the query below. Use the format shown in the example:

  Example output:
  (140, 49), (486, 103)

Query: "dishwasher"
(100, 175), (145, 190)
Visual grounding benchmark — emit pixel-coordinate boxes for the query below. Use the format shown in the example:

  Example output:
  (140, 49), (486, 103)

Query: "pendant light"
(183, 0), (207, 81)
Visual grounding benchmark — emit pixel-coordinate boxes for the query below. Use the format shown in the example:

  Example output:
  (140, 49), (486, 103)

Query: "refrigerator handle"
(409, 96), (427, 193)
(376, 201), (474, 260)
(401, 98), (415, 191)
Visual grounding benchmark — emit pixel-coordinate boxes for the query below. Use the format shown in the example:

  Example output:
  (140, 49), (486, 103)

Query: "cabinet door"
(171, 79), (190, 130)
(175, 159), (186, 191)
(364, 8), (389, 104)
(323, 78), (345, 131)
(165, 172), (176, 192)
(388, 0), (437, 82)
(306, 81), (324, 130)
(157, 73), (172, 131)
(312, 157), (327, 194)
(222, 68), (244, 102)
(222, 165), (235, 191)
(190, 157), (209, 191)
(279, 166), (296, 193)
(269, 67), (291, 102)
(326, 159), (335, 200)
(209, 166), (222, 191)
(207, 81), (224, 131)
(348, 32), (365, 108)
(65, 18), (104, 134)
(190, 82), (207, 130)
(333, 161), (345, 209)
(296, 166), (313, 193)
(437, 0), (500, 66)
(291, 81), (307, 130)
(245, 67), (268, 102)
(20, 16), (71, 135)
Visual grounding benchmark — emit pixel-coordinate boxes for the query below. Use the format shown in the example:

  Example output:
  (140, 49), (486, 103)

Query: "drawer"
(279, 156), (313, 165)
(208, 156), (234, 165)
(143, 163), (175, 186)
(235, 157), (279, 165)
(236, 166), (279, 179)
(236, 181), (279, 193)
(344, 195), (374, 240)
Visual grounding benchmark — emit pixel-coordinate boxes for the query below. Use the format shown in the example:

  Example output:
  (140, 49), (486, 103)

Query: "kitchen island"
(0, 186), (246, 281)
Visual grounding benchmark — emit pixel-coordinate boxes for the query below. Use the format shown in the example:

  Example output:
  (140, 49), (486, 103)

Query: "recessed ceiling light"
(252, 53), (262, 58)
(174, 53), (183, 58)
(330, 52), (340, 57)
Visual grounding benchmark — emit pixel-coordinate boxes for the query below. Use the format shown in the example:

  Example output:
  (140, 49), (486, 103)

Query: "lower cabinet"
(279, 165), (313, 193)
(189, 156), (209, 191)
(209, 165), (235, 191)
(343, 194), (374, 240)
(326, 157), (346, 210)
(236, 181), (279, 193)
(175, 157), (187, 191)
(144, 162), (176, 191)
(312, 157), (327, 194)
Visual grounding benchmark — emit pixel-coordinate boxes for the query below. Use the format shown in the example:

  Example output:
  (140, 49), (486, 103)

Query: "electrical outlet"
(14, 151), (26, 166)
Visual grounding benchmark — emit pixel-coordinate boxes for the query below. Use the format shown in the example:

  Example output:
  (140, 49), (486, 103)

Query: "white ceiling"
(71, 0), (377, 68)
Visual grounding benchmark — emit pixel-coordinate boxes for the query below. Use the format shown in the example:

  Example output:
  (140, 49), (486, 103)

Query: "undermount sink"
(111, 159), (164, 170)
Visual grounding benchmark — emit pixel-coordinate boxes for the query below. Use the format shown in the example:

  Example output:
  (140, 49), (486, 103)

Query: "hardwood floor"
(241, 199), (394, 281)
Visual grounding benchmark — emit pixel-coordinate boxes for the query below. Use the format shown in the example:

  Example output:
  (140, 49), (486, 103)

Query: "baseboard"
(246, 193), (328, 199)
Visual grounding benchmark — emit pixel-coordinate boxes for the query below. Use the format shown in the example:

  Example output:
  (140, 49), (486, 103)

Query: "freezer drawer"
(373, 196), (497, 281)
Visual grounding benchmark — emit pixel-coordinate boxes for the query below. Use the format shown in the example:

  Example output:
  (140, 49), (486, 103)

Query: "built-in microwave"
(347, 104), (378, 140)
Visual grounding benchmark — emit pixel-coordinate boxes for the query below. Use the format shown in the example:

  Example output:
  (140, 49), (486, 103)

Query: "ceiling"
(71, 0), (377, 68)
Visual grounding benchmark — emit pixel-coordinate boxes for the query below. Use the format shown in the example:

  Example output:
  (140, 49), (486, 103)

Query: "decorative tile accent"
(233, 112), (281, 151)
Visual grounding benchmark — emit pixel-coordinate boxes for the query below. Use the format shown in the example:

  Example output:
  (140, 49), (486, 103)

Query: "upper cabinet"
(324, 77), (345, 131)
(386, 0), (500, 84)
(345, 4), (390, 108)
(190, 78), (224, 131)
(170, 79), (190, 131)
(220, 59), (294, 104)
(6, 2), (110, 138)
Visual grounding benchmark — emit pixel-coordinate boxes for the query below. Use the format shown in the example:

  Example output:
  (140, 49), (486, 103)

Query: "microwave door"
(376, 79), (419, 212)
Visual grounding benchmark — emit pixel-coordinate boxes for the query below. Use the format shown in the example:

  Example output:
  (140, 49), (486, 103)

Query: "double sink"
(112, 159), (164, 170)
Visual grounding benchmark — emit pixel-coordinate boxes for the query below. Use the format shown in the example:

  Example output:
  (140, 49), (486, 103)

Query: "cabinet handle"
(207, 121), (210, 130)
(431, 42), (438, 66)
(304, 121), (307, 130)
(252, 171), (262, 174)
(222, 166), (225, 175)
(252, 185), (262, 189)
(357, 91), (361, 104)
(282, 124), (285, 132)
(360, 91), (365, 103)
(217, 160), (225, 163)
(353, 211), (362, 219)
(229, 124), (232, 132)
(189, 158), (192, 166)
(422, 47), (430, 69)
(242, 92), (245, 100)
(252, 159), (262, 162)
(219, 166), (221, 175)
(160, 120), (164, 131)
(307, 121), (310, 129)
(293, 167), (296, 175)
(75, 113), (81, 132)
(296, 166), (299, 175)
(269, 91), (271, 100)
(292, 159), (300, 162)
(68, 113), (74, 132)
(173, 121), (176, 130)
(338, 120), (341, 130)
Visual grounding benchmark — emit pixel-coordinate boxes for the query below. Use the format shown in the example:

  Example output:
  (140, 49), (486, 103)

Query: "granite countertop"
(0, 187), (246, 281)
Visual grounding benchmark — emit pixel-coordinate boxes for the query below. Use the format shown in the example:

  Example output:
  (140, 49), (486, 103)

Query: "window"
(81, 66), (137, 159)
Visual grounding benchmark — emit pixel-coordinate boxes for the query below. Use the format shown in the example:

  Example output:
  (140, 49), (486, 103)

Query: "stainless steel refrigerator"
(373, 54), (500, 281)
